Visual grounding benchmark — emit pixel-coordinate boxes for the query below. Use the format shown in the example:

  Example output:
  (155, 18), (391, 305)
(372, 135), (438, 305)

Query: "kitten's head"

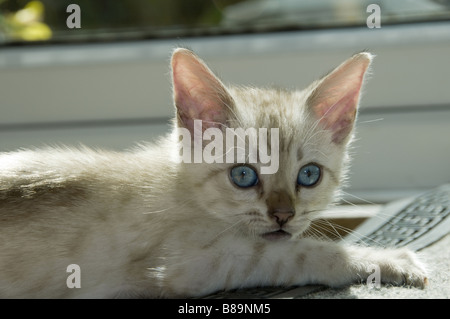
(170, 48), (372, 241)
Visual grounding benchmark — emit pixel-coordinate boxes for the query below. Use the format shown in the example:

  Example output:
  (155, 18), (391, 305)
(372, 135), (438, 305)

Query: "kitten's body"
(0, 50), (426, 298)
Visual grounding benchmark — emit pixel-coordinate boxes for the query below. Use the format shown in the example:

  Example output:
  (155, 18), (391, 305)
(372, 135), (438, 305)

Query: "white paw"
(376, 248), (428, 288)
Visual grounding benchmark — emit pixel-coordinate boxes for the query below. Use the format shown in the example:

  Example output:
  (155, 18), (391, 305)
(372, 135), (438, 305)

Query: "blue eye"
(230, 166), (258, 188)
(297, 164), (321, 187)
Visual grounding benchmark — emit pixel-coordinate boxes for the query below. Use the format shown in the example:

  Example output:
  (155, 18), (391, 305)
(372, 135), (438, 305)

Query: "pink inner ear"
(317, 88), (359, 144)
(309, 53), (372, 144)
(172, 49), (230, 135)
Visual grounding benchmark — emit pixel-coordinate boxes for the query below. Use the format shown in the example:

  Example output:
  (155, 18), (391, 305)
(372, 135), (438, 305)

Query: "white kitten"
(0, 49), (427, 298)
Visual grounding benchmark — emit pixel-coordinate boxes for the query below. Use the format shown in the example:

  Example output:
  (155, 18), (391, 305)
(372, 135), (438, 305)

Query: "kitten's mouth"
(261, 229), (292, 241)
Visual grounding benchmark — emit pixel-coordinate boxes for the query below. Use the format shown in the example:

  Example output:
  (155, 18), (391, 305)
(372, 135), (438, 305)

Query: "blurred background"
(1, 0), (449, 203)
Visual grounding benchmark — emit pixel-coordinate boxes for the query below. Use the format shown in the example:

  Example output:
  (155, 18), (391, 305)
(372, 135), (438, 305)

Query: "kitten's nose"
(266, 190), (295, 227)
(272, 210), (295, 227)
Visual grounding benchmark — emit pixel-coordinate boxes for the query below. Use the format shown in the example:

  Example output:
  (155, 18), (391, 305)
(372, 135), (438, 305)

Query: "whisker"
(312, 217), (387, 247)
(205, 216), (247, 245)
(313, 219), (346, 241)
(340, 191), (378, 205)
(142, 198), (195, 215)
(358, 118), (384, 124)
(304, 224), (332, 241)
(337, 196), (414, 231)
(307, 219), (341, 241)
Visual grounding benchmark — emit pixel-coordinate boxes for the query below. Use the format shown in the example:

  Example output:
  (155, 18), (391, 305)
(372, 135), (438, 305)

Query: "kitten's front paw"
(375, 248), (428, 288)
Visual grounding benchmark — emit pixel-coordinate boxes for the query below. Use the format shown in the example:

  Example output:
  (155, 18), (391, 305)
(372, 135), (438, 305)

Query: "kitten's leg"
(161, 237), (427, 297)
(282, 239), (428, 289)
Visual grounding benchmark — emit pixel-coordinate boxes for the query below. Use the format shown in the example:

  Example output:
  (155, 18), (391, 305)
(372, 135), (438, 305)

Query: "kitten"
(0, 48), (427, 298)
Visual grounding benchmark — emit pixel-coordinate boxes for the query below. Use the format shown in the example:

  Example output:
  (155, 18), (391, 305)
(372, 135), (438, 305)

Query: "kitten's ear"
(171, 48), (233, 134)
(307, 52), (373, 144)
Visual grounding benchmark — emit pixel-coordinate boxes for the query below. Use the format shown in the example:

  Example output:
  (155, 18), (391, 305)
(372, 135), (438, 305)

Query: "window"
(1, 0), (450, 44)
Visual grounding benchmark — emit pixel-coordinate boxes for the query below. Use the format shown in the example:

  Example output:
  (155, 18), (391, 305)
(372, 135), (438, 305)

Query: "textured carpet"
(301, 234), (450, 299)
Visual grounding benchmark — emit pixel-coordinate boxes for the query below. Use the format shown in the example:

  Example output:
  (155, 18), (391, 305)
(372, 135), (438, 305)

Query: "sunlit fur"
(0, 50), (427, 298)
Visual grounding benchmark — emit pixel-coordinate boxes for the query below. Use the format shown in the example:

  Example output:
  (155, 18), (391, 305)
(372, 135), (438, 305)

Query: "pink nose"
(266, 190), (295, 227)
(271, 210), (295, 227)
